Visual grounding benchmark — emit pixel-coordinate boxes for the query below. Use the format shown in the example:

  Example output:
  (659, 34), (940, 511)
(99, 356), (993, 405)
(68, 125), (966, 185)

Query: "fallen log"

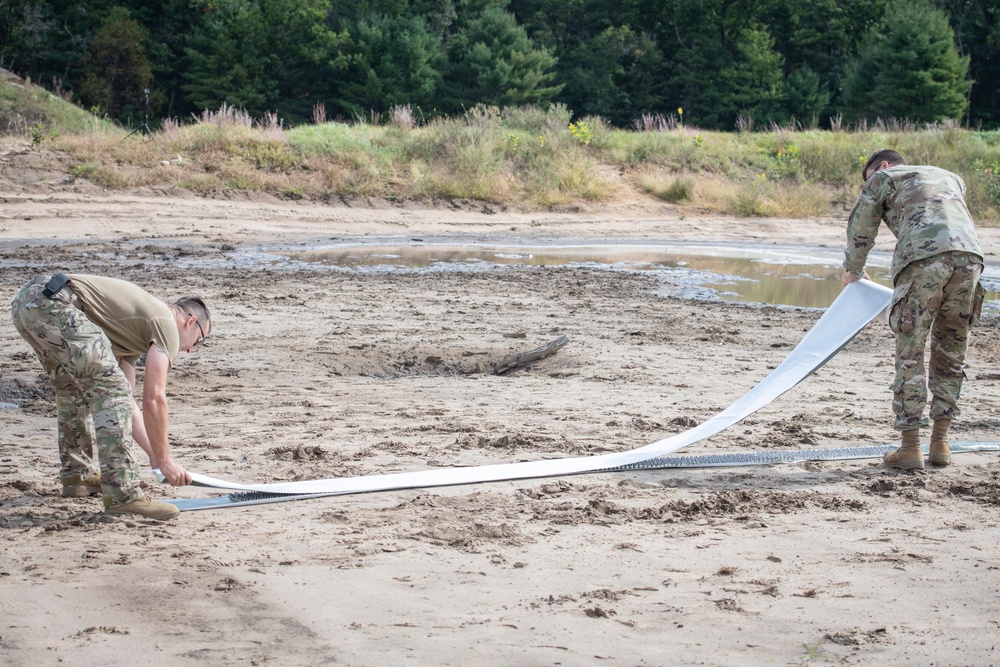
(493, 335), (570, 375)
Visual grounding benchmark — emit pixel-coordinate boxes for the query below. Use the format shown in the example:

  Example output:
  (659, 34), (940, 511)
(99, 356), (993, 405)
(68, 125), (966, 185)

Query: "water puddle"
(278, 242), (1000, 312)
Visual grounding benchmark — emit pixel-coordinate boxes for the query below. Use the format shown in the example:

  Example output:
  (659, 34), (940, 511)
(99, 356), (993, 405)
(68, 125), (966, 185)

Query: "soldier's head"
(172, 296), (211, 353)
(862, 149), (906, 182)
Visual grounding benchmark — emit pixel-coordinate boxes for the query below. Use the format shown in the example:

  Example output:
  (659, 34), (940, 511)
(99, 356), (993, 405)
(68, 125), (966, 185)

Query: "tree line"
(0, 0), (995, 130)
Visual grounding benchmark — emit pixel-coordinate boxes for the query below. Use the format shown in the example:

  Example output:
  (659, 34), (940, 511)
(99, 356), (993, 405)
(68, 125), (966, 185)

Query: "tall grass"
(6, 77), (1000, 222)
(0, 74), (113, 138)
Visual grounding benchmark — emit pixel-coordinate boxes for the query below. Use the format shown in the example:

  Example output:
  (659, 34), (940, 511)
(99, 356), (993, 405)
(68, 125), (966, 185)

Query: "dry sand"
(2, 140), (1000, 666)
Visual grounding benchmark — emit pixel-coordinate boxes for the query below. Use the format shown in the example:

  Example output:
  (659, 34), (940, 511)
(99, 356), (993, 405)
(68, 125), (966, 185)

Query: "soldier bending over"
(11, 273), (209, 519)
(843, 149), (985, 470)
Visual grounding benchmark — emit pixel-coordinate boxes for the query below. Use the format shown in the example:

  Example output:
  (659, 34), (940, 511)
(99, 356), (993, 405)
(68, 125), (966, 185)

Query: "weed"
(239, 141), (296, 171)
(29, 122), (46, 148)
(974, 159), (1000, 206)
(770, 181), (831, 216)
(389, 105), (417, 130)
(71, 162), (99, 178)
(731, 174), (774, 216)
(735, 114), (756, 133)
(799, 640), (834, 663)
(632, 113), (677, 132)
(312, 102), (326, 125)
(644, 175), (693, 203)
(569, 121), (592, 146)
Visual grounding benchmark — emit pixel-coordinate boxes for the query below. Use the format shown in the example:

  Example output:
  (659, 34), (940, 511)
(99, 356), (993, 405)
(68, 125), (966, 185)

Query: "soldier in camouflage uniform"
(843, 149), (985, 470)
(11, 273), (211, 520)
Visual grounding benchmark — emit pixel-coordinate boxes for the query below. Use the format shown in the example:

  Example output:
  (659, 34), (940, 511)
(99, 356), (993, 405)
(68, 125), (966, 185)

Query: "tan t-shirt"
(67, 274), (180, 365)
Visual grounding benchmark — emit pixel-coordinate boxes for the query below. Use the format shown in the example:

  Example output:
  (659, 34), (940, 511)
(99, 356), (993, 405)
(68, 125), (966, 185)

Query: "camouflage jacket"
(843, 165), (982, 281)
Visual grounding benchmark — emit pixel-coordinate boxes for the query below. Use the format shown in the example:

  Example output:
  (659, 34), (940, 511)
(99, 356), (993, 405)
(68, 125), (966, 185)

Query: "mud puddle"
(275, 241), (1000, 312)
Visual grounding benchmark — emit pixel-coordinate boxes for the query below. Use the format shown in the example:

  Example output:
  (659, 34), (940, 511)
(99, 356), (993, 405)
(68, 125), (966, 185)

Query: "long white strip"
(182, 280), (892, 496)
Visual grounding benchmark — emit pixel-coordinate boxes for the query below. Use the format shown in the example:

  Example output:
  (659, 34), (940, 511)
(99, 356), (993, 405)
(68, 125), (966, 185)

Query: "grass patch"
(642, 171), (694, 203)
(0, 73), (113, 140)
(5, 77), (1000, 221)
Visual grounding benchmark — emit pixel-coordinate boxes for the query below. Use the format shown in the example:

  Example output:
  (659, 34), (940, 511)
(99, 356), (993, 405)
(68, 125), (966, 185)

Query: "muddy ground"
(1, 140), (1000, 666)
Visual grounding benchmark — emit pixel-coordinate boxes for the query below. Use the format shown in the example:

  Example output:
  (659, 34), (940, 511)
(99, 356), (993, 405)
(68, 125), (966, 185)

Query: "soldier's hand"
(159, 460), (193, 486)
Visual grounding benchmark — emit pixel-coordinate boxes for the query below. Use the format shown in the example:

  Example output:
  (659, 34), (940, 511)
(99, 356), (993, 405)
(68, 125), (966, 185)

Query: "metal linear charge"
(170, 442), (1000, 511)
(610, 441), (1000, 470)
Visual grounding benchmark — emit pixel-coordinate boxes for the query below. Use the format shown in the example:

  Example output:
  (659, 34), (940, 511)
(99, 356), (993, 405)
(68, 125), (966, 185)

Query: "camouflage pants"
(889, 252), (985, 431)
(10, 275), (141, 504)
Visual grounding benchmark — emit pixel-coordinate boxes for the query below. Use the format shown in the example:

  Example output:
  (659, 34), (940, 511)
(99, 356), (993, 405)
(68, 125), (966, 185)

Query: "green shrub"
(647, 177), (693, 203)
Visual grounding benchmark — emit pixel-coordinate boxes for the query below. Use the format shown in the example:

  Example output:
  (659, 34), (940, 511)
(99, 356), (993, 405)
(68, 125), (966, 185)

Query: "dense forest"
(0, 0), (996, 130)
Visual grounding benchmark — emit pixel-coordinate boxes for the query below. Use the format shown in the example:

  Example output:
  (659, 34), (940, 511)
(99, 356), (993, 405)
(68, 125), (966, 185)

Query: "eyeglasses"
(188, 313), (207, 347)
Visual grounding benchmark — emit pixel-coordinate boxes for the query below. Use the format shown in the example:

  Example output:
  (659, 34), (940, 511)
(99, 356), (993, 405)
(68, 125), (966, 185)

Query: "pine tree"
(843, 0), (971, 123)
(658, 0), (787, 129)
(715, 26), (787, 127)
(182, 1), (275, 115)
(784, 66), (830, 126)
(78, 7), (152, 121)
(333, 14), (445, 117)
(182, 0), (341, 121)
(442, 7), (562, 112)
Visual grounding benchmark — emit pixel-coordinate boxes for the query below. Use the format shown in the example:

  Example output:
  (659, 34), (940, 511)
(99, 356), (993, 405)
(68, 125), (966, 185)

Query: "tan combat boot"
(105, 495), (180, 521)
(929, 418), (952, 467)
(884, 429), (924, 470)
(61, 472), (102, 498)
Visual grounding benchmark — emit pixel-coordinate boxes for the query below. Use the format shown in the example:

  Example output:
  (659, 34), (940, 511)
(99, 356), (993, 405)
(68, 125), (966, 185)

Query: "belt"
(42, 273), (71, 298)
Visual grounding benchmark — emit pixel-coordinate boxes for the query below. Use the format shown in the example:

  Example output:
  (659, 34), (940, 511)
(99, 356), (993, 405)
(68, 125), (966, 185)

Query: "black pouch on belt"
(42, 272), (70, 298)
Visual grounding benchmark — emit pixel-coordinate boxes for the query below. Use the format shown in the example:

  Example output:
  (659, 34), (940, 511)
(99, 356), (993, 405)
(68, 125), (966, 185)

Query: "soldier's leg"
(12, 313), (97, 478)
(890, 259), (947, 432)
(928, 255), (982, 422)
(11, 278), (98, 485)
(50, 363), (99, 476)
(44, 358), (104, 495)
(58, 319), (140, 506)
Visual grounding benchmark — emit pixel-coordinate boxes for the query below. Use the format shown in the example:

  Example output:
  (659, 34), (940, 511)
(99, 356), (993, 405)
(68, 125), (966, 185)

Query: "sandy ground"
(2, 140), (1000, 666)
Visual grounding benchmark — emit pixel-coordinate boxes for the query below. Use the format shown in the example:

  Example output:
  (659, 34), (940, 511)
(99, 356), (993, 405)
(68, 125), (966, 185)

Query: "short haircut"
(174, 296), (211, 331)
(862, 149), (907, 182)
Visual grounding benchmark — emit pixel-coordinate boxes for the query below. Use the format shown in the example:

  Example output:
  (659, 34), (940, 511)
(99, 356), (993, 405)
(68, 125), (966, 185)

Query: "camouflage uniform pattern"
(10, 275), (142, 504)
(844, 165), (982, 281)
(890, 253), (984, 430)
(842, 164), (985, 432)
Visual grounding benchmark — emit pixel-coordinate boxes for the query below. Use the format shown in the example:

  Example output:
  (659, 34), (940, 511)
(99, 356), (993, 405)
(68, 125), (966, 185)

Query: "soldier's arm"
(142, 344), (192, 486)
(843, 179), (886, 278)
